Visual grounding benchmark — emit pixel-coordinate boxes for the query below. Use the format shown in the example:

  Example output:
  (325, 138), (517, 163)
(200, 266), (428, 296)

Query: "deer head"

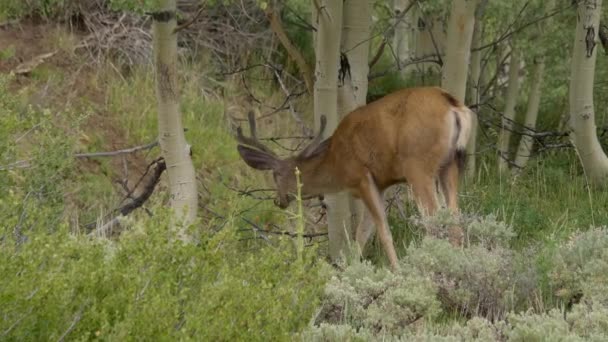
(236, 111), (328, 209)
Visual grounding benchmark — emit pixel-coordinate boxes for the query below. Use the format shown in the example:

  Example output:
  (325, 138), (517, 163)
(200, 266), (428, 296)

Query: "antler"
(236, 111), (277, 156)
(298, 115), (328, 158)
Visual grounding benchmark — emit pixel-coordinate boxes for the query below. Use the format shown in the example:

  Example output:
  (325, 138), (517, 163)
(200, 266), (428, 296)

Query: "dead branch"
(270, 64), (313, 136)
(264, 5), (314, 94)
(85, 158), (166, 233)
(1, 140), (159, 171)
(174, 3), (206, 33)
(369, 39), (387, 69)
(74, 140), (158, 158)
(13, 51), (58, 75)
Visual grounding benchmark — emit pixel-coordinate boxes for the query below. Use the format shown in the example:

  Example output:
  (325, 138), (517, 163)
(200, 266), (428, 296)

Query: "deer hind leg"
(439, 159), (464, 246)
(406, 170), (440, 237)
(356, 172), (398, 271)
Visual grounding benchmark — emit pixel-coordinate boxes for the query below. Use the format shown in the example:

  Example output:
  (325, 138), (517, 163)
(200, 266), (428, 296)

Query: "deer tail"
(452, 106), (474, 173)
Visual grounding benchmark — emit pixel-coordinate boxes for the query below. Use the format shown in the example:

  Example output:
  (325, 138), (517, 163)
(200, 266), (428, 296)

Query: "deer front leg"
(354, 203), (374, 254)
(357, 172), (399, 271)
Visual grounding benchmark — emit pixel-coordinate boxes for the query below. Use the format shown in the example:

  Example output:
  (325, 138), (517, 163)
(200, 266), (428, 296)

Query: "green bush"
(0, 0), (81, 20)
(0, 213), (330, 340)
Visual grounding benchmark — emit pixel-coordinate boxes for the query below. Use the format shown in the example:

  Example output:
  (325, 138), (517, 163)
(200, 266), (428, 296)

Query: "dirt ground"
(1, 20), (155, 201)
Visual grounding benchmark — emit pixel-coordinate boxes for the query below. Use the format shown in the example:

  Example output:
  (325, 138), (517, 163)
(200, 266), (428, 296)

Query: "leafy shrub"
(313, 261), (440, 335)
(549, 227), (608, 303)
(0, 213), (329, 340)
(300, 323), (374, 342)
(404, 237), (519, 320)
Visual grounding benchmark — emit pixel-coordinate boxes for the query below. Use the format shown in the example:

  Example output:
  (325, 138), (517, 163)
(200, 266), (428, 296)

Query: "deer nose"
(274, 198), (289, 209)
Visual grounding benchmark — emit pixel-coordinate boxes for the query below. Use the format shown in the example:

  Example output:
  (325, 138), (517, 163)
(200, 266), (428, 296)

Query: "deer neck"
(294, 151), (341, 196)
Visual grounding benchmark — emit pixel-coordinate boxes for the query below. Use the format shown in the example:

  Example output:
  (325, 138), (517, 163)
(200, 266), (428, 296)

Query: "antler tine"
(298, 115), (328, 158)
(247, 111), (258, 139)
(235, 111), (276, 156)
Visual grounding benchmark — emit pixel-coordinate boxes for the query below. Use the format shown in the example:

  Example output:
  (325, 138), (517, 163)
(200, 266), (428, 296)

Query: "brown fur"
(236, 86), (473, 270)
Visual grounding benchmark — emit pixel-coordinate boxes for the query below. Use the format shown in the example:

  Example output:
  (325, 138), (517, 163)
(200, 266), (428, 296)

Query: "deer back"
(321, 87), (471, 192)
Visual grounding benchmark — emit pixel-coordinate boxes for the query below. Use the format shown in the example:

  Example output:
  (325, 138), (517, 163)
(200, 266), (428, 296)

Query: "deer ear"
(237, 145), (278, 170)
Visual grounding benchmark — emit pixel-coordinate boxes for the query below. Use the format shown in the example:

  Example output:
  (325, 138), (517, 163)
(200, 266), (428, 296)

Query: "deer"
(235, 86), (473, 270)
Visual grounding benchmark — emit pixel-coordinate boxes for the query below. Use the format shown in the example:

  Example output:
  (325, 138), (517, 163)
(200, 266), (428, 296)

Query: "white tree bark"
(497, 50), (522, 173)
(313, 0), (346, 262)
(441, 0), (479, 102)
(393, 0), (413, 75)
(569, 0), (608, 184)
(511, 0), (553, 173)
(152, 0), (198, 232)
(334, 0), (372, 256)
(465, 17), (482, 179)
(513, 57), (545, 171)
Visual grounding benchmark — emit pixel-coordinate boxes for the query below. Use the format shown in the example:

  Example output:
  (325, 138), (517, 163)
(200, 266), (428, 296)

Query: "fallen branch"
(75, 140), (158, 158)
(2, 140), (159, 171)
(85, 158), (166, 233)
(13, 51), (58, 75)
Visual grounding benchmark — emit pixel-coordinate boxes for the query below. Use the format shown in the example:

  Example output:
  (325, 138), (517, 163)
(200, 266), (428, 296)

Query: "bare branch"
(265, 5), (314, 94)
(174, 3), (207, 34)
(74, 140), (158, 158)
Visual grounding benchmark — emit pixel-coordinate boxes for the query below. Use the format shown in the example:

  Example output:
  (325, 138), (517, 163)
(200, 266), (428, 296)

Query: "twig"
(2, 308), (33, 338)
(57, 304), (86, 342)
(369, 39), (387, 69)
(270, 64), (313, 136)
(74, 140), (158, 158)
(473, 3), (572, 52)
(174, 4), (207, 34)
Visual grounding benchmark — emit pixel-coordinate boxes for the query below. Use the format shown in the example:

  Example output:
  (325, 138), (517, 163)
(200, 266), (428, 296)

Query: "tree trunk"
(497, 50), (522, 173)
(312, 0), (345, 262)
(465, 17), (483, 180)
(152, 0), (198, 233)
(569, 0), (608, 184)
(513, 57), (545, 171)
(441, 0), (479, 102)
(334, 0), (372, 257)
(392, 0), (413, 75)
(511, 0), (553, 173)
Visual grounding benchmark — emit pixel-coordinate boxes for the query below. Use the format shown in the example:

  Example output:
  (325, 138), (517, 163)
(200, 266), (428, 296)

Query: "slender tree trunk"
(465, 18), (483, 179)
(393, 0), (412, 75)
(442, 0), (478, 183)
(513, 57), (545, 171)
(464, 0), (490, 180)
(313, 0), (346, 262)
(152, 0), (198, 233)
(511, 0), (553, 173)
(441, 0), (479, 102)
(497, 50), (522, 173)
(569, 0), (608, 184)
(335, 0), (372, 254)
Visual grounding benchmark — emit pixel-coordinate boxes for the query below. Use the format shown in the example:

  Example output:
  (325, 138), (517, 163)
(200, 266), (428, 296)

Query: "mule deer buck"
(235, 87), (473, 270)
